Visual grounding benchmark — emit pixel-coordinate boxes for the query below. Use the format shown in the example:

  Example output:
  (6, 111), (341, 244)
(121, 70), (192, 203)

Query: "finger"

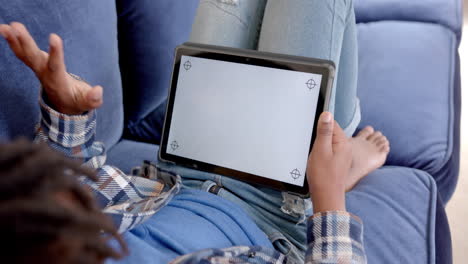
(10, 22), (45, 71)
(313, 112), (334, 155)
(48, 33), (66, 73)
(0, 24), (6, 38)
(0, 24), (12, 39)
(0, 24), (24, 58)
(83, 85), (104, 110)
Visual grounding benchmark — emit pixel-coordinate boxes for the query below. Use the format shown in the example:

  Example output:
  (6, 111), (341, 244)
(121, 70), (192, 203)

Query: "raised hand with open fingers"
(0, 22), (103, 115)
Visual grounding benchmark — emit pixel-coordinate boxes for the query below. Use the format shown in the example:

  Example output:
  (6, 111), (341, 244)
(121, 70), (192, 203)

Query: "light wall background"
(445, 1), (468, 263)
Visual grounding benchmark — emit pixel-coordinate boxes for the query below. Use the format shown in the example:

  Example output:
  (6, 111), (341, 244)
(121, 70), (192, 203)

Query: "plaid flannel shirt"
(34, 99), (182, 233)
(34, 98), (366, 263)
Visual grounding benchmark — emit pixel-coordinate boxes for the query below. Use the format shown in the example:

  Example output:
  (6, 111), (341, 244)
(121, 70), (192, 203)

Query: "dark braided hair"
(0, 139), (128, 264)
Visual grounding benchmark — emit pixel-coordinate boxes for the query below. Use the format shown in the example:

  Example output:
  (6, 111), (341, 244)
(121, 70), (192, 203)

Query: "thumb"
(83, 85), (103, 110)
(331, 120), (348, 154)
(313, 112), (334, 155)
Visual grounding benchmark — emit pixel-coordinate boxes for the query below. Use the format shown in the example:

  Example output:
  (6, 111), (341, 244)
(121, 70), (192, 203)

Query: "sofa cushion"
(116, 0), (199, 131)
(356, 21), (458, 203)
(347, 166), (437, 263)
(354, 0), (463, 40)
(0, 0), (123, 148)
(107, 139), (159, 174)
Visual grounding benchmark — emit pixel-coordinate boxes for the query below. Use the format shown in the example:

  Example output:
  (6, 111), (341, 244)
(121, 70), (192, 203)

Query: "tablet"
(159, 43), (335, 194)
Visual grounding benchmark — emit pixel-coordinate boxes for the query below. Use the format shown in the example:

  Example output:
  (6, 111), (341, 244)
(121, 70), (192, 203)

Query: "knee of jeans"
(344, 0), (354, 7)
(198, 0), (243, 26)
(345, 0), (356, 21)
(201, 0), (239, 6)
(217, 0), (239, 5)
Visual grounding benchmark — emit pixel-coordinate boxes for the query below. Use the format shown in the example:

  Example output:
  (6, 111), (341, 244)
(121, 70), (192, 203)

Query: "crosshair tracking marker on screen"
(184, 61), (192, 71)
(171, 141), (179, 151)
(290, 168), (301, 180)
(306, 79), (317, 90)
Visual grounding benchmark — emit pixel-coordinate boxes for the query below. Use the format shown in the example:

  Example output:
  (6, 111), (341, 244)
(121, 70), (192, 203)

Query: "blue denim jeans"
(190, 0), (361, 136)
(158, 161), (311, 262)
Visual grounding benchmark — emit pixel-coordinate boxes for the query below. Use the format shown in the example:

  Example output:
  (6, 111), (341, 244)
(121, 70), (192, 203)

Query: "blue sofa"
(0, 0), (461, 263)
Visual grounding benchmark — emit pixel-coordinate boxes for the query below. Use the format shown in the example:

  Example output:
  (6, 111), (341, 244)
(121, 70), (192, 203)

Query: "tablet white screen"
(167, 55), (322, 187)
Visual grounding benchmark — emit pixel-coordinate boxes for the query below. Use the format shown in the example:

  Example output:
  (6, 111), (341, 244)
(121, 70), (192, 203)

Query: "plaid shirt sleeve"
(306, 211), (366, 263)
(34, 97), (181, 233)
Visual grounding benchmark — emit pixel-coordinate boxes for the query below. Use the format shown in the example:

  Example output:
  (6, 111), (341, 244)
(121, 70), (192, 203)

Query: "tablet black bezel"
(159, 43), (334, 195)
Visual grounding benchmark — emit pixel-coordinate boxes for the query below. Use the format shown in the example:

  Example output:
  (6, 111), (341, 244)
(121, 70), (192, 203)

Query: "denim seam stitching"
(329, 0), (336, 61)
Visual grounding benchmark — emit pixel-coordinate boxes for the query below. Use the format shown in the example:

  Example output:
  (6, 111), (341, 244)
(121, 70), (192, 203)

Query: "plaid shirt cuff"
(38, 97), (96, 148)
(306, 211), (366, 263)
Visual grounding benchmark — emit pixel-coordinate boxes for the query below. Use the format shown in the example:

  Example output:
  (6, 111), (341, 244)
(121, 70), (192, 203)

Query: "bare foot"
(345, 126), (390, 191)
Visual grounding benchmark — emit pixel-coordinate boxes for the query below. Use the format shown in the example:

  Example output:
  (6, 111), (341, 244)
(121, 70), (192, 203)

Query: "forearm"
(310, 185), (346, 213)
(307, 174), (365, 262)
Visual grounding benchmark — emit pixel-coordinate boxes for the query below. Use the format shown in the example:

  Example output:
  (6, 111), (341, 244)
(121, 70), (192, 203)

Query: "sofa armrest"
(354, 0), (463, 41)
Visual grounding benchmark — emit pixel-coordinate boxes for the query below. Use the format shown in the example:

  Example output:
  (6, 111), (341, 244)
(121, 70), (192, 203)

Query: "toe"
(376, 138), (388, 147)
(357, 126), (374, 139)
(375, 135), (387, 144)
(381, 145), (390, 153)
(368, 131), (383, 141)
